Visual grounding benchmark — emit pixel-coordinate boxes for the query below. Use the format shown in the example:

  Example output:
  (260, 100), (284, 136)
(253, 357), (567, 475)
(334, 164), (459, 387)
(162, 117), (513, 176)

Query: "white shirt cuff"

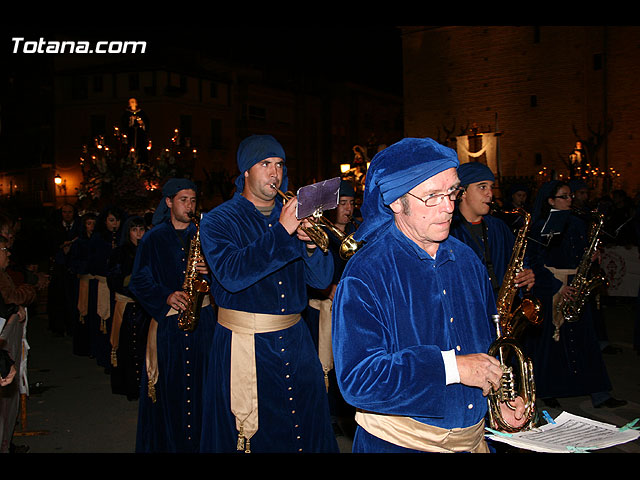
(441, 349), (460, 385)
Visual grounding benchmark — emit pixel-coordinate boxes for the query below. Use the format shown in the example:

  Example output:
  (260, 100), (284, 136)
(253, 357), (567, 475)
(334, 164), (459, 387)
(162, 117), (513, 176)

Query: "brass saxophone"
(487, 208), (541, 432)
(177, 212), (210, 332)
(556, 210), (608, 323)
(494, 208), (542, 337)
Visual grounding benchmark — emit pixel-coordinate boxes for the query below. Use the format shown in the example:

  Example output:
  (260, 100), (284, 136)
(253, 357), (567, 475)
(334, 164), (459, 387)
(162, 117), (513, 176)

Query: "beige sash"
(308, 298), (334, 391)
(546, 266), (577, 341)
(77, 274), (111, 331)
(355, 410), (489, 453)
(217, 307), (300, 453)
(109, 293), (134, 367)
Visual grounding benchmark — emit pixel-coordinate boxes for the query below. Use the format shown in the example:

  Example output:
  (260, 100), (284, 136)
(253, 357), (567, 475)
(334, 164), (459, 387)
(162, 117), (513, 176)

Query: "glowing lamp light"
(340, 163), (351, 173)
(54, 174), (62, 185)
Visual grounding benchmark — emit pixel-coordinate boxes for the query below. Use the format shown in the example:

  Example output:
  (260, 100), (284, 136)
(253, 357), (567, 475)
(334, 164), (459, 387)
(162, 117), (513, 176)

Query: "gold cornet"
(314, 215), (362, 260)
(487, 314), (537, 433)
(270, 183), (330, 253)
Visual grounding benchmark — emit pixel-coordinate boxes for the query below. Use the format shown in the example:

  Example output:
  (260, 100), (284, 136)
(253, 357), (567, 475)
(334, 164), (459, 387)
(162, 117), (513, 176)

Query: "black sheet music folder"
(540, 209), (570, 237)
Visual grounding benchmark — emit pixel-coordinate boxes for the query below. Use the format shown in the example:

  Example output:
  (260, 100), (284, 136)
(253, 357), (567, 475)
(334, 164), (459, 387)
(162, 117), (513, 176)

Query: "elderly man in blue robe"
(129, 178), (216, 453)
(331, 138), (527, 453)
(450, 162), (535, 300)
(198, 134), (338, 453)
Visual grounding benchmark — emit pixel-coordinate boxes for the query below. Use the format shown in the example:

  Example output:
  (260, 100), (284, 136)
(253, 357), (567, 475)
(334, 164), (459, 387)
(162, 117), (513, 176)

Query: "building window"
(129, 73), (140, 91)
(593, 53), (603, 71)
(250, 105), (266, 121)
(180, 115), (192, 142)
(71, 76), (88, 100)
(243, 104), (267, 122)
(210, 118), (222, 148)
(93, 75), (103, 93)
(90, 114), (106, 138)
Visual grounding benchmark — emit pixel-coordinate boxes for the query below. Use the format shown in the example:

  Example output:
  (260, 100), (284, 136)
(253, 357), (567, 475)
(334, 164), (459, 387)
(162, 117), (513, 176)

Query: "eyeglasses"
(406, 187), (465, 207)
(553, 194), (574, 200)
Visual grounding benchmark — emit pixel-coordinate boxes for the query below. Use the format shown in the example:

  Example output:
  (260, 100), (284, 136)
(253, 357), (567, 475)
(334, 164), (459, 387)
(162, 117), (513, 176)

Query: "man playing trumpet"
(199, 134), (338, 453)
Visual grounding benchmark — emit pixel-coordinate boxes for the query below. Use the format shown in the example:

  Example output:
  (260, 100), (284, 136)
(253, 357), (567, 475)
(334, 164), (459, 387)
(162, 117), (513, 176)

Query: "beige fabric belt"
(110, 293), (135, 367)
(546, 266), (577, 341)
(217, 307), (301, 453)
(355, 410), (489, 453)
(77, 274), (111, 331)
(308, 298), (333, 391)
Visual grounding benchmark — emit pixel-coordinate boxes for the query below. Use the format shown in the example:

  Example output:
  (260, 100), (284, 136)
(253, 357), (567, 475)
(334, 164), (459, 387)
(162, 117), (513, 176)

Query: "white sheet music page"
(486, 411), (640, 453)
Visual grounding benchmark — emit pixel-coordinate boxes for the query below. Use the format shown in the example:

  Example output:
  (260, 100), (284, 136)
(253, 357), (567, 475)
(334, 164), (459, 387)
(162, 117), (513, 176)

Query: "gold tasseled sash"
(77, 274), (111, 332)
(546, 266), (577, 341)
(308, 298), (334, 391)
(217, 307), (300, 453)
(355, 410), (489, 453)
(110, 293), (134, 367)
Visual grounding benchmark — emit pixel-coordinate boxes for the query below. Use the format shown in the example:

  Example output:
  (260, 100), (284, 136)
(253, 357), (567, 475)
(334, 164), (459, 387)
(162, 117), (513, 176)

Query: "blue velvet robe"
(128, 220), (216, 453)
(331, 223), (497, 452)
(525, 213), (612, 398)
(198, 192), (338, 453)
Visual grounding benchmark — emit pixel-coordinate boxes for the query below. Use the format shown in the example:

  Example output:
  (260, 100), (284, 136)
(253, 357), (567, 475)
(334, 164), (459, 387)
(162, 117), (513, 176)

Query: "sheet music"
(296, 177), (341, 219)
(486, 411), (640, 453)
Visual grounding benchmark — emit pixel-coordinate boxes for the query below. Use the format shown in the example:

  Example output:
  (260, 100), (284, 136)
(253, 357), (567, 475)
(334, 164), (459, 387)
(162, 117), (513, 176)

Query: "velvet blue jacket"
(197, 192), (338, 453)
(332, 222), (497, 431)
(200, 192), (334, 312)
